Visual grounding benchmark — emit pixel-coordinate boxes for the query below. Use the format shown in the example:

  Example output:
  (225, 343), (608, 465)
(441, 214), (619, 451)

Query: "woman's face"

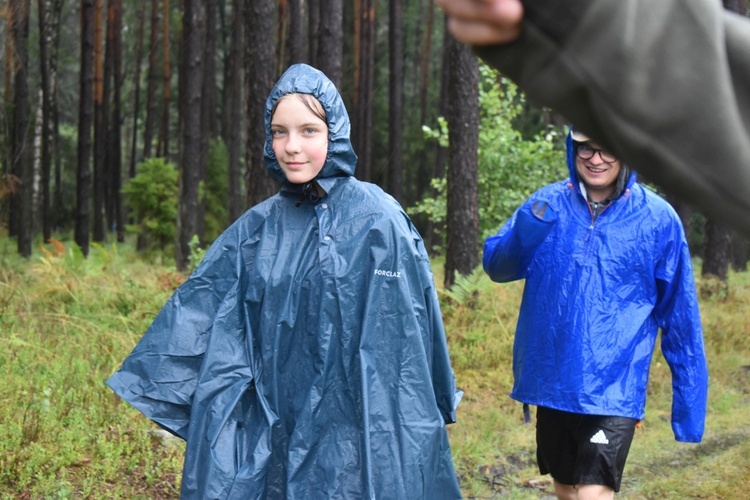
(271, 95), (329, 184)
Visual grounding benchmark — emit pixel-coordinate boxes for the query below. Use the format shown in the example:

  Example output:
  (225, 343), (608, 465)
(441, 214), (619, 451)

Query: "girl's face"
(271, 95), (329, 184)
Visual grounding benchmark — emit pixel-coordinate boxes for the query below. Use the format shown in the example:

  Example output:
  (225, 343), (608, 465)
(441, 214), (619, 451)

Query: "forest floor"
(1, 238), (748, 498)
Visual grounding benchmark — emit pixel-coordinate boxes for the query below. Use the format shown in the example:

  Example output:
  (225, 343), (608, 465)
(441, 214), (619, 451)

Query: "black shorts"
(535, 406), (637, 492)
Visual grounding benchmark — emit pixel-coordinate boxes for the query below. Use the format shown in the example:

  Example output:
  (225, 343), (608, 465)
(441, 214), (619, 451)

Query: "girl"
(107, 64), (462, 499)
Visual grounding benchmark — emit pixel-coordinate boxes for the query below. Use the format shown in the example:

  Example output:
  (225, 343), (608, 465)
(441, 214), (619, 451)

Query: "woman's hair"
(273, 93), (327, 123)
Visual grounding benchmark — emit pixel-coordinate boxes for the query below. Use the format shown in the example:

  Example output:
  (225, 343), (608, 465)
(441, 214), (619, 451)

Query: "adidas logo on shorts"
(590, 429), (609, 445)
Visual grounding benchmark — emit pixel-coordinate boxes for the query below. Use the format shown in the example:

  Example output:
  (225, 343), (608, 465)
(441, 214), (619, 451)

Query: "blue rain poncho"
(107, 64), (462, 499)
(483, 132), (708, 442)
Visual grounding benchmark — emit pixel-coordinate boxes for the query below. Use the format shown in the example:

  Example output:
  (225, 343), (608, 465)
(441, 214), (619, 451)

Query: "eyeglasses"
(575, 142), (618, 163)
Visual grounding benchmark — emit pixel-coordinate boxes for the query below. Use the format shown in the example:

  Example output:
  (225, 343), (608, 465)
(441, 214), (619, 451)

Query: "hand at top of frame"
(437, 0), (524, 46)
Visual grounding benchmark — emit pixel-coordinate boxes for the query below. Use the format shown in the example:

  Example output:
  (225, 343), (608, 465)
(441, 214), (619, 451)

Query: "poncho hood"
(264, 63), (357, 186)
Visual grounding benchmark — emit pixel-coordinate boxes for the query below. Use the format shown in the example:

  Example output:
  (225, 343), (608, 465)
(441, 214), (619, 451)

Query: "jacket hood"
(264, 64), (358, 184)
(566, 129), (636, 199)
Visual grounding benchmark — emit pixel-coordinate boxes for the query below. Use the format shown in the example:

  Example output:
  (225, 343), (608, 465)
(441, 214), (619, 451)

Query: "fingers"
(437, 0), (524, 45)
(447, 17), (522, 45)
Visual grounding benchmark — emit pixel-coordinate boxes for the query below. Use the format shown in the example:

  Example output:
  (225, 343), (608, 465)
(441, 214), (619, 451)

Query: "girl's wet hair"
(273, 93), (327, 123)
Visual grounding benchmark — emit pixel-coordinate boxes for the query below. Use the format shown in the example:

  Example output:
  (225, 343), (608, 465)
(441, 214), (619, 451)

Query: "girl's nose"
(285, 133), (302, 153)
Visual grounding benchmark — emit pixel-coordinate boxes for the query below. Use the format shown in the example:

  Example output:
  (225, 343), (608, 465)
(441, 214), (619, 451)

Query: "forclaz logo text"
(374, 269), (401, 278)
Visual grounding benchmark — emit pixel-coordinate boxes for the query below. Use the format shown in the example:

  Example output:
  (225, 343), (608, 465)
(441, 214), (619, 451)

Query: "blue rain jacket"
(107, 64), (461, 499)
(483, 132), (708, 442)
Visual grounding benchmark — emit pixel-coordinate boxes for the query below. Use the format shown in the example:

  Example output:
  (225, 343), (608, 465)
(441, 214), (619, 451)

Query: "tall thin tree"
(129, 2), (146, 179)
(307, 0), (320, 67)
(424, 15), (450, 256)
(157, 0), (171, 159)
(76, 0), (95, 256)
(109, 0), (124, 241)
(245, 0), (277, 207)
(142, 0), (160, 159)
(316, 0), (343, 87)
(353, 0), (375, 181)
(92, 0), (106, 241)
(38, 0), (53, 241)
(50, 0), (65, 230)
(227, 0), (244, 222)
(415, 0), (436, 205)
(387, 0), (404, 202)
(285, 0), (306, 67)
(197, 0), (219, 241)
(444, 34), (479, 288)
(10, 0), (32, 257)
(177, 0), (206, 270)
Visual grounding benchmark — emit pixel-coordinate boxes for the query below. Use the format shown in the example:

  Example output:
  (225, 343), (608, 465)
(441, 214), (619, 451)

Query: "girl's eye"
(271, 129), (286, 136)
(304, 127), (318, 134)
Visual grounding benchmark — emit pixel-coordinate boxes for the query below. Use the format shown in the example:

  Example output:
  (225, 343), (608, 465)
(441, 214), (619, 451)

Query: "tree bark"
(157, 0), (172, 159)
(197, 0), (219, 242)
(307, 0), (320, 68)
(129, 2), (146, 179)
(387, 0), (404, 202)
(109, 0), (124, 241)
(729, 232), (749, 272)
(38, 0), (53, 241)
(93, 0), (107, 242)
(143, 0), (160, 159)
(76, 0), (95, 256)
(177, 0), (206, 270)
(227, 0), (244, 223)
(415, 0), (436, 204)
(424, 14), (450, 256)
(10, 0), (33, 257)
(444, 34), (479, 288)
(285, 0), (306, 67)
(702, 219), (732, 280)
(316, 0), (343, 87)
(245, 0), (277, 207)
(50, 0), (64, 231)
(353, 0), (375, 182)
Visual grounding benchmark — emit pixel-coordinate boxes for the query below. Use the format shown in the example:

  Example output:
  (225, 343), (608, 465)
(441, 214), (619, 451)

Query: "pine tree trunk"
(76, 0), (95, 257)
(92, 0), (106, 242)
(353, 0), (375, 182)
(129, 2), (146, 179)
(50, 0), (64, 231)
(177, 0), (206, 270)
(387, 0), (404, 202)
(425, 14), (450, 256)
(197, 0), (218, 243)
(307, 0), (320, 67)
(730, 232), (749, 272)
(10, 0), (33, 257)
(110, 0), (124, 242)
(245, 0), (277, 207)
(285, 0), (306, 66)
(157, 0), (172, 159)
(444, 34), (479, 288)
(227, 0), (244, 223)
(38, 0), (53, 241)
(316, 0), (343, 87)
(702, 219), (732, 280)
(142, 0), (160, 159)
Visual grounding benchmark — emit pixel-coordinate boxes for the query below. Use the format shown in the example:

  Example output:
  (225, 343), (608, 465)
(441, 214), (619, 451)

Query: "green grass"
(1, 237), (748, 498)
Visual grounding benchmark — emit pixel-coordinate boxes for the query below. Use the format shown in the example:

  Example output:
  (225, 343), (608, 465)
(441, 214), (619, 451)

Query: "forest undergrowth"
(1, 236), (748, 499)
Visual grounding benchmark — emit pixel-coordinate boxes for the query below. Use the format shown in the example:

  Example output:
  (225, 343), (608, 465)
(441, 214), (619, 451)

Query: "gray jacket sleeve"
(476, 0), (750, 236)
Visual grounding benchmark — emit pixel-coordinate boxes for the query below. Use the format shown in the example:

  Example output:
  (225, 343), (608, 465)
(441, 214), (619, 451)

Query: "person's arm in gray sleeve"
(441, 0), (750, 237)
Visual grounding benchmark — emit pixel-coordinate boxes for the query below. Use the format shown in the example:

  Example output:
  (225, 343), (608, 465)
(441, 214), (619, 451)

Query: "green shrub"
(124, 158), (179, 258)
(410, 63), (567, 242)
